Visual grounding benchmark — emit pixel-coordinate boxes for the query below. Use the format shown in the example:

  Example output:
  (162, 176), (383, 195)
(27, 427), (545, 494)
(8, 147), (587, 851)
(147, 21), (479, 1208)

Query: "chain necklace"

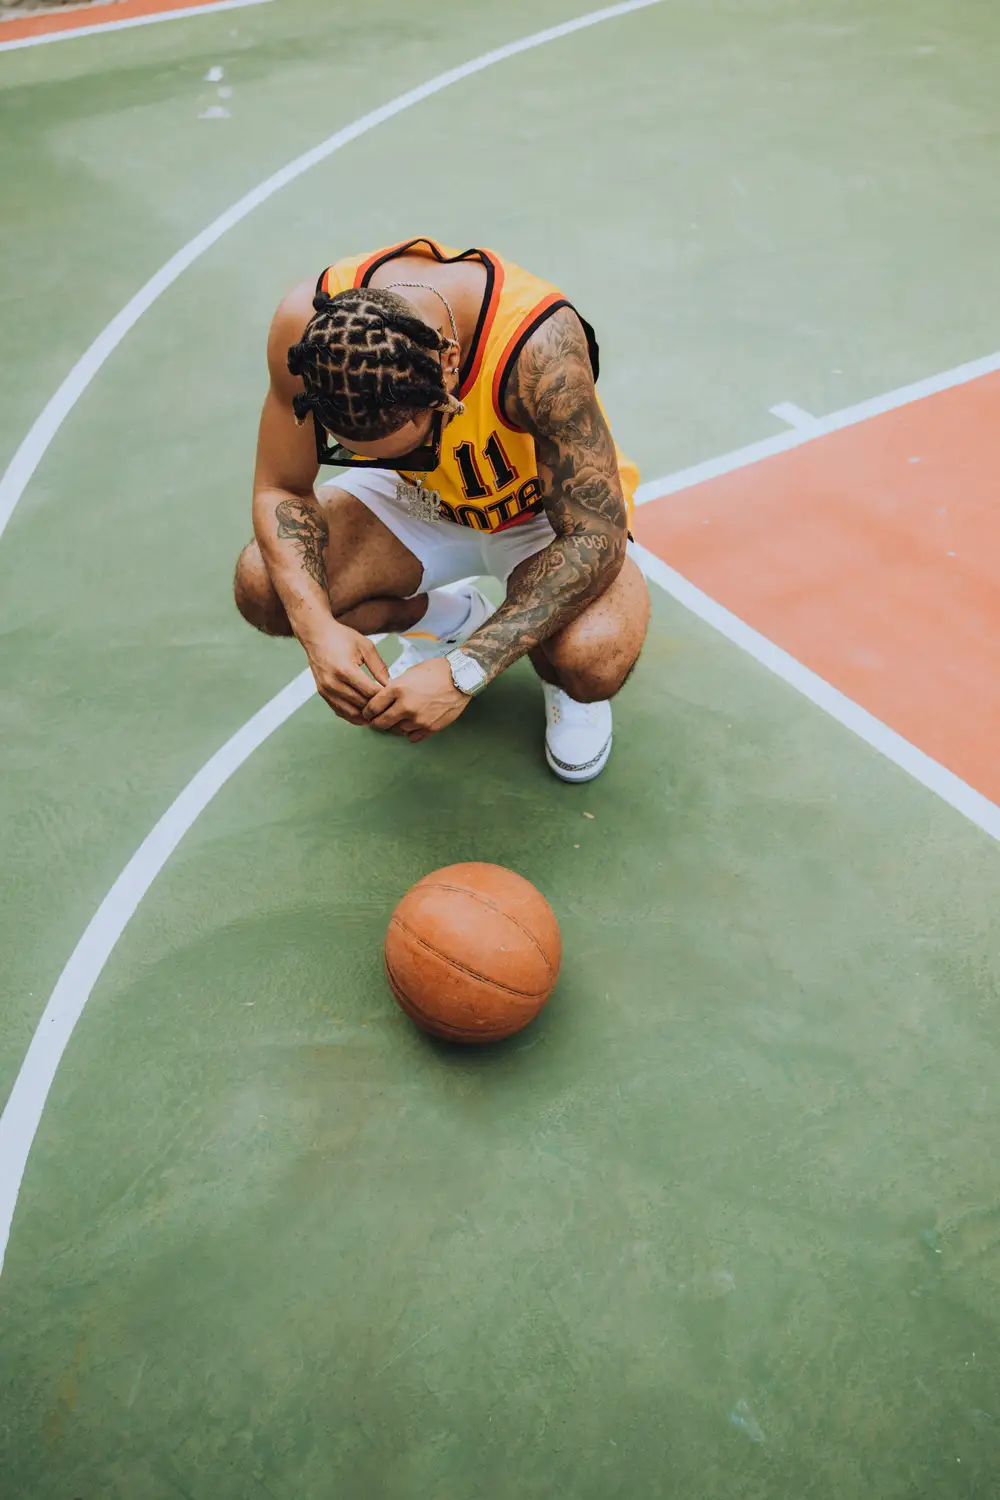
(384, 282), (460, 345)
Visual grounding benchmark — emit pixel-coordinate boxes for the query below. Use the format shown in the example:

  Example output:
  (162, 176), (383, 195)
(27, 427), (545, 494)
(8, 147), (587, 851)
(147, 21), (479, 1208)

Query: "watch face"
(450, 651), (486, 695)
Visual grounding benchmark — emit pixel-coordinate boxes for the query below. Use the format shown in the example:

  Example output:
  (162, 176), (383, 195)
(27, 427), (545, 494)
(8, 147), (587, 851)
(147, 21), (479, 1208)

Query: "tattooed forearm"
(463, 306), (626, 681)
(467, 532), (618, 680)
(274, 496), (330, 591)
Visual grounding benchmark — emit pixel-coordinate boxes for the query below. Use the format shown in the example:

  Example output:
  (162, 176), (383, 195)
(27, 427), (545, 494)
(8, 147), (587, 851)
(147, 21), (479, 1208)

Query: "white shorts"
(320, 469), (556, 594)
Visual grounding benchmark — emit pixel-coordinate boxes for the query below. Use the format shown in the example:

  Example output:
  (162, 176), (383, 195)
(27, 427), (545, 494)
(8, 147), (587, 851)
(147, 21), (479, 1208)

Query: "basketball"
(384, 863), (562, 1044)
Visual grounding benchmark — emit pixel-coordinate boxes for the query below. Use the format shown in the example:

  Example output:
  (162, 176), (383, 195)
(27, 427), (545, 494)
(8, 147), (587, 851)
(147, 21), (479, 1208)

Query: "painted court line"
(4, 390), (1000, 1284)
(0, 0), (272, 52)
(0, 667), (315, 1268)
(632, 346), (1000, 506)
(637, 367), (1000, 808)
(768, 401), (816, 429)
(0, 0), (996, 1278)
(0, 0), (667, 543)
(0, 0), (671, 1275)
(632, 544), (1000, 842)
(0, 594), (457, 1275)
(6, 381), (1000, 1279)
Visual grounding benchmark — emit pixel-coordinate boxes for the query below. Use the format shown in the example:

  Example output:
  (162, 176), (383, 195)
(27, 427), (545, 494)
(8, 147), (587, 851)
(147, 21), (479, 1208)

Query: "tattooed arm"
(462, 306), (627, 682)
(251, 283), (336, 649)
(251, 284), (389, 722)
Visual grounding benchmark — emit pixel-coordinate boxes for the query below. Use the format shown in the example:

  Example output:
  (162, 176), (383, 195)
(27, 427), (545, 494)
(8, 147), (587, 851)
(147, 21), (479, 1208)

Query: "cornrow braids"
(286, 287), (465, 443)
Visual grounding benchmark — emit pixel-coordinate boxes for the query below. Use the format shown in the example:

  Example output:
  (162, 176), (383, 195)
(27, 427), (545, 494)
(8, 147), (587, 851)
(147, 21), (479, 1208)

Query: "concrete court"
(2, 1), (1000, 1495)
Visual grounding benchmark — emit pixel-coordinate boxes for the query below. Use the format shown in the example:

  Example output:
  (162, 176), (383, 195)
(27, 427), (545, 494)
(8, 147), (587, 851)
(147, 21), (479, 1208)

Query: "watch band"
(446, 648), (488, 698)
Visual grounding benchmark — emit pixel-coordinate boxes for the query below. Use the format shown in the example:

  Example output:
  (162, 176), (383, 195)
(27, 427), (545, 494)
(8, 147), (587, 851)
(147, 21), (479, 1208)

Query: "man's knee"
(544, 611), (643, 700)
(555, 650), (641, 703)
(233, 541), (293, 637)
(545, 626), (643, 699)
(545, 556), (649, 700)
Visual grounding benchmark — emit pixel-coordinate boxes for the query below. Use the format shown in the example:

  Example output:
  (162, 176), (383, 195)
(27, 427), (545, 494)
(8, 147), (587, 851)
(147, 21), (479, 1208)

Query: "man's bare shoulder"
(266, 277), (319, 394)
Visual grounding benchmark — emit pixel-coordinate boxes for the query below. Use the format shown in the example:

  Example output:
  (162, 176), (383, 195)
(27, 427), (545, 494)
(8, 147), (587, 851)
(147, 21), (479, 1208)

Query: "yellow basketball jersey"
(318, 238), (639, 534)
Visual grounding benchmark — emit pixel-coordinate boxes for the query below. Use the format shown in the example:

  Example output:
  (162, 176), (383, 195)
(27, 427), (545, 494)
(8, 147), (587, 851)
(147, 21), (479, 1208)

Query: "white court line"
(0, 0), (273, 53)
(0, 667), (315, 1269)
(0, 0), (667, 543)
(0, 0), (669, 1273)
(768, 400), (816, 429)
(4, 371), (1000, 1278)
(633, 346), (1000, 506)
(633, 543), (1000, 840)
(2, 0), (999, 1282)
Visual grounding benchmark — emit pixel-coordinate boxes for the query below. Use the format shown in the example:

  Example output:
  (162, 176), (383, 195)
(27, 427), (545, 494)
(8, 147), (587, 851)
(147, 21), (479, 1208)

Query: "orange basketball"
(384, 863), (562, 1044)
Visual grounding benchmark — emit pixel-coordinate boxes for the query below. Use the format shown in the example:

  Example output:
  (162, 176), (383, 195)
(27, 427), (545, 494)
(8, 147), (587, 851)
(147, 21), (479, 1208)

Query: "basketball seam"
(417, 881), (556, 975)
(389, 917), (551, 999)
(385, 957), (509, 1039)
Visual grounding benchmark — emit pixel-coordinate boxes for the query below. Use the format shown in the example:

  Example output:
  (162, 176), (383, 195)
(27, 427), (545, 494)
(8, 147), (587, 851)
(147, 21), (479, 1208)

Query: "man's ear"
(443, 339), (462, 380)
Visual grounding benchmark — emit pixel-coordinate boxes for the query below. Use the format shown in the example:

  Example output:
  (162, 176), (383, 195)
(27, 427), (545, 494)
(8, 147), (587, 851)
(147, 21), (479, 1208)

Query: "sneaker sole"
(545, 733), (613, 783)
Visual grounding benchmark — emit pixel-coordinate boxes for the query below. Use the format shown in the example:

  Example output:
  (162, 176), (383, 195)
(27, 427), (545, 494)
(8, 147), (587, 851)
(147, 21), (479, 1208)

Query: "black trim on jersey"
(495, 301), (601, 430)
(358, 239), (496, 395)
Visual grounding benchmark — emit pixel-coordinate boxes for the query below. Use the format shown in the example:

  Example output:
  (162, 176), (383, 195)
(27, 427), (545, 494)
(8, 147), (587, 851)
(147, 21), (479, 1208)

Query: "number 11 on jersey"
(454, 431), (520, 500)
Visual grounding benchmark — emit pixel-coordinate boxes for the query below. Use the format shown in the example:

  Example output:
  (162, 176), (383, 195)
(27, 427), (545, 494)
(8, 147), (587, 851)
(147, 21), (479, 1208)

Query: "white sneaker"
(542, 683), (613, 782)
(389, 585), (495, 679)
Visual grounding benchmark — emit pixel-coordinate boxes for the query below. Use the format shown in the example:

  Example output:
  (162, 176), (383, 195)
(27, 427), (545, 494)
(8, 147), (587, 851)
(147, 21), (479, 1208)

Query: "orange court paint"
(636, 371), (1000, 803)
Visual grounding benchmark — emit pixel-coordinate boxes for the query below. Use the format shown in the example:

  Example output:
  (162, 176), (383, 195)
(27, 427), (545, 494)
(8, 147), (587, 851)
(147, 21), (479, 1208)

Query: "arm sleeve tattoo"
(274, 496), (330, 592)
(462, 306), (627, 682)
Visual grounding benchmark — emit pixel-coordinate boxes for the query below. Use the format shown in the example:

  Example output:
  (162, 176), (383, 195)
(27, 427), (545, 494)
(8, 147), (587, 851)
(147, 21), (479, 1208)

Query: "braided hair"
(287, 287), (465, 443)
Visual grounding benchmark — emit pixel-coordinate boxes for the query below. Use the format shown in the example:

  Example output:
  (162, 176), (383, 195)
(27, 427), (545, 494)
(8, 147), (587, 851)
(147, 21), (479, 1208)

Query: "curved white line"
(0, 670), (315, 1264)
(0, 0), (668, 1278)
(13, 0), (992, 1282)
(0, 0), (665, 543)
(6, 357), (1000, 1273)
(0, 668), (309, 1268)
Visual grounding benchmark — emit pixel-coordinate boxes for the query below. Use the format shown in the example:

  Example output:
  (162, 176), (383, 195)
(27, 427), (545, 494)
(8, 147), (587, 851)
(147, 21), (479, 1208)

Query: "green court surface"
(3, 1), (1000, 1496)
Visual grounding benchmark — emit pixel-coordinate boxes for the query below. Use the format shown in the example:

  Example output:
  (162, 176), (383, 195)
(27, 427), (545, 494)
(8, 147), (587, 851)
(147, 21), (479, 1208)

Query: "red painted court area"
(0, 0), (228, 44)
(635, 370), (1000, 805)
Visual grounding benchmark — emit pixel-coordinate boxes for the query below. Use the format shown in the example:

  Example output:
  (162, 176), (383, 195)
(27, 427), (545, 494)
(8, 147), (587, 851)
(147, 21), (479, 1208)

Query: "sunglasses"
(312, 409), (445, 474)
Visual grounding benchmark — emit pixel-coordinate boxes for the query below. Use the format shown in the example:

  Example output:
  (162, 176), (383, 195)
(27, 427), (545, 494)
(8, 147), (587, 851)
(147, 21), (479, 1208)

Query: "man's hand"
(304, 620), (390, 724)
(363, 657), (471, 742)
